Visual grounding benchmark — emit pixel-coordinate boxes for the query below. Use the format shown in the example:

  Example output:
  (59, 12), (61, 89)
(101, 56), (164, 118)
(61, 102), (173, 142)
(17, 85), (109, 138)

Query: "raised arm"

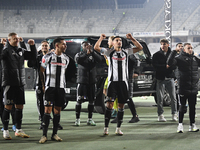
(0, 38), (6, 50)
(0, 38), (7, 59)
(19, 37), (27, 50)
(40, 56), (47, 92)
(94, 34), (106, 53)
(126, 33), (143, 53)
(24, 39), (37, 62)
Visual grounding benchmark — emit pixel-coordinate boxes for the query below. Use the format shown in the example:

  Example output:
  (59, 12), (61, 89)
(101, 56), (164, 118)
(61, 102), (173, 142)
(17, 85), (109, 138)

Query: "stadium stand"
(1, 0), (200, 48)
(2, 0), (200, 34)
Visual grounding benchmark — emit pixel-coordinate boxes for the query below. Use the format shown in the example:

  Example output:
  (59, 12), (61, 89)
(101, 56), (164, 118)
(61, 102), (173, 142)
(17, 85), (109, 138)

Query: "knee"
(15, 104), (23, 110)
(106, 102), (114, 109)
(54, 106), (61, 114)
(118, 103), (124, 109)
(44, 106), (52, 114)
(4, 105), (13, 110)
(179, 105), (187, 114)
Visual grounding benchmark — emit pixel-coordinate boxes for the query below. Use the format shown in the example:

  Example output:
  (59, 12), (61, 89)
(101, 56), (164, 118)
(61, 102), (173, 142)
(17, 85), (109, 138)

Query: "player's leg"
(51, 88), (65, 142)
(75, 84), (87, 126)
(115, 81), (128, 135)
(39, 87), (54, 143)
(87, 84), (96, 126)
(103, 82), (116, 135)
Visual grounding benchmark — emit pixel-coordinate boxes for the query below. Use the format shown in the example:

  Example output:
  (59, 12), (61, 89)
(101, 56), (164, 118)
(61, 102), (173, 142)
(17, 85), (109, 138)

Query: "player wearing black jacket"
(74, 41), (103, 126)
(167, 43), (200, 133)
(0, 33), (37, 140)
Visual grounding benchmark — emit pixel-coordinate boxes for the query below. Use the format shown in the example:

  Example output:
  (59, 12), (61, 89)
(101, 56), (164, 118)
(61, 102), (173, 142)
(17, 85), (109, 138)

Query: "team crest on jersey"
(18, 52), (22, 56)
(37, 89), (41, 94)
(62, 59), (66, 64)
(42, 58), (45, 63)
(89, 56), (93, 60)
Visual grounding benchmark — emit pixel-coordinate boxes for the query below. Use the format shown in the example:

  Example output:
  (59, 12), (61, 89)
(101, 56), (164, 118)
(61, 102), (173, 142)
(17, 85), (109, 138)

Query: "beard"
(118, 46), (122, 49)
(43, 51), (48, 54)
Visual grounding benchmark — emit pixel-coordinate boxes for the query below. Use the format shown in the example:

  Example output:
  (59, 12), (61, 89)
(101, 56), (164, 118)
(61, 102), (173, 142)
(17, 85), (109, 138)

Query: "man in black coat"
(174, 43), (183, 111)
(74, 41), (103, 126)
(0, 32), (37, 140)
(152, 39), (177, 122)
(167, 42), (200, 133)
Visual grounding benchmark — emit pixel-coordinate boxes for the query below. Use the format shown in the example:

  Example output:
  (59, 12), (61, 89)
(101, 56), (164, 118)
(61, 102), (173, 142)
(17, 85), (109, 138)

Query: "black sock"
(15, 108), (23, 129)
(76, 103), (81, 119)
(52, 114), (60, 136)
(117, 108), (124, 128)
(2, 108), (11, 130)
(105, 107), (112, 127)
(127, 99), (137, 117)
(42, 113), (50, 137)
(88, 103), (94, 119)
(11, 106), (15, 125)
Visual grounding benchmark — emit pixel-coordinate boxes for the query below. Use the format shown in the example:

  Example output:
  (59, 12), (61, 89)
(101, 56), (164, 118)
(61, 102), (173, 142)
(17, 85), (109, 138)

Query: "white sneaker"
(115, 127), (123, 136)
(103, 127), (109, 135)
(177, 123), (183, 133)
(189, 123), (199, 132)
(158, 114), (167, 122)
(3, 130), (12, 140)
(172, 114), (178, 121)
(75, 119), (80, 126)
(15, 129), (30, 138)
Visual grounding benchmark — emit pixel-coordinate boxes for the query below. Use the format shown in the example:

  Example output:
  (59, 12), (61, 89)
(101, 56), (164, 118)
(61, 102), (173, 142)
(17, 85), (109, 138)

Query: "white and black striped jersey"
(100, 47), (133, 82)
(41, 52), (70, 88)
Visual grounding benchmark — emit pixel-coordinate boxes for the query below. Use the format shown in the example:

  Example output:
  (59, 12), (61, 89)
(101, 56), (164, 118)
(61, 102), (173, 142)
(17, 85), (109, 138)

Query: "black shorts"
(77, 84), (96, 102)
(107, 81), (128, 104)
(44, 87), (65, 107)
(3, 86), (25, 105)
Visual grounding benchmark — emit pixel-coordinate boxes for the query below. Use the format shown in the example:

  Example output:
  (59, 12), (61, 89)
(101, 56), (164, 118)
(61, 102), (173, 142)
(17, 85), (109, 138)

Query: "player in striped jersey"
(39, 38), (69, 144)
(94, 33), (143, 135)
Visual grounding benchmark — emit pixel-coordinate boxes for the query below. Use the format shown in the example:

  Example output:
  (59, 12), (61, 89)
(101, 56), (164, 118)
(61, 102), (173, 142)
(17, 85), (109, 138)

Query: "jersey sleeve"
(100, 48), (107, 54)
(125, 48), (134, 56)
(41, 55), (48, 68)
(100, 48), (113, 56)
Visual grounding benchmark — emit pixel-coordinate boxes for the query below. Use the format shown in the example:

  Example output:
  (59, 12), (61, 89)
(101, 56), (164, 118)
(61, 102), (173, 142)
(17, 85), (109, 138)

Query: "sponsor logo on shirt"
(51, 62), (66, 66)
(42, 58), (45, 63)
(112, 56), (126, 61)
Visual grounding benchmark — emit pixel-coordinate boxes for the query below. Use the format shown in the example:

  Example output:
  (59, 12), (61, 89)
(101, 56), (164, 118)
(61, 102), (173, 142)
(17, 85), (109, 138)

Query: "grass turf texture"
(0, 91), (200, 150)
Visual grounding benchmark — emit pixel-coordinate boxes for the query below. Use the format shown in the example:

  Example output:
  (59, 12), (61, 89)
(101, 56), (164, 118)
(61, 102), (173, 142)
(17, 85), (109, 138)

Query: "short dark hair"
(112, 36), (121, 41)
(176, 42), (182, 47)
(53, 38), (65, 48)
(160, 39), (169, 44)
(184, 43), (191, 47)
(81, 41), (90, 48)
(41, 40), (49, 44)
(8, 32), (17, 38)
(81, 41), (90, 45)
